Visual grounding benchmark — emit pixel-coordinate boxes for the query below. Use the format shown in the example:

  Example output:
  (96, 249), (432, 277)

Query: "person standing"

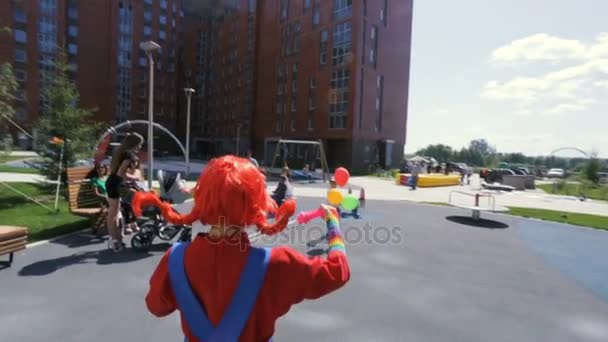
(105, 133), (144, 252)
(246, 149), (259, 168)
(410, 162), (420, 190)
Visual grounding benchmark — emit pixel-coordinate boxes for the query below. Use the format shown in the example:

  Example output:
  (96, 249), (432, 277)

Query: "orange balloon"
(334, 167), (350, 187)
(327, 189), (343, 206)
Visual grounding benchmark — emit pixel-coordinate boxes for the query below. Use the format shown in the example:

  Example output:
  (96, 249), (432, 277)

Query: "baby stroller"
(130, 170), (193, 251)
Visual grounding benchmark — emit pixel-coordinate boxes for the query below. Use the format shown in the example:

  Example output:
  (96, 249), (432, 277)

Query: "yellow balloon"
(327, 189), (343, 206)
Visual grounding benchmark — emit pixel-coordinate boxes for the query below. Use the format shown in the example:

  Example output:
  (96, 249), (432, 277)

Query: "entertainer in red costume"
(133, 155), (350, 342)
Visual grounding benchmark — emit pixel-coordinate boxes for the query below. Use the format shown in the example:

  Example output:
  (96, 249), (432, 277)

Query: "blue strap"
(169, 243), (214, 341)
(168, 242), (272, 342)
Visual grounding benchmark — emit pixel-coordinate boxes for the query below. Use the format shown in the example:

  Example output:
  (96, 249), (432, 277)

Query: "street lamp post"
(236, 123), (242, 156)
(184, 88), (195, 177)
(140, 40), (161, 190)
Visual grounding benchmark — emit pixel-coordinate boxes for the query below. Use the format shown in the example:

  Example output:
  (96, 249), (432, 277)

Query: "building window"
(309, 77), (316, 89)
(172, 19), (176, 27)
(144, 10), (152, 21)
(363, 0), (367, 16)
(320, 30), (328, 65)
(358, 69), (364, 129)
(68, 25), (78, 37)
(332, 22), (352, 66)
(144, 25), (151, 36)
(172, 1), (177, 12)
(308, 114), (314, 131)
(376, 75), (384, 131)
(14, 69), (26, 82)
(304, 0), (311, 11)
(15, 108), (26, 121)
(370, 25), (378, 67)
(14, 10), (26, 23)
(160, 15), (167, 25)
(14, 29), (27, 43)
(68, 43), (77, 55)
(139, 57), (147, 66)
(381, 0), (388, 26)
(145, 0), (152, 4)
(160, 0), (167, 9)
(68, 8), (78, 20)
(308, 91), (315, 110)
(333, 0), (352, 19)
(14, 49), (26, 62)
(329, 68), (349, 129)
(291, 94), (297, 112)
(280, 0), (289, 20)
(159, 30), (166, 40)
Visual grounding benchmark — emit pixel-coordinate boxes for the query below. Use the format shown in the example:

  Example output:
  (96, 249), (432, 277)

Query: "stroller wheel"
(159, 225), (180, 241)
(131, 232), (153, 251)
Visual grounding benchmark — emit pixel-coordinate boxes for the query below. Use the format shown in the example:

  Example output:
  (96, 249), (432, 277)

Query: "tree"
(584, 158), (600, 184)
(415, 144), (453, 163)
(0, 63), (18, 133)
(34, 51), (100, 179)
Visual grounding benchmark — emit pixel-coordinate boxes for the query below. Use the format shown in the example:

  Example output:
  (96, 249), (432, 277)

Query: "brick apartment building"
(253, 0), (413, 170)
(0, 0), (184, 138)
(1, 0), (413, 170)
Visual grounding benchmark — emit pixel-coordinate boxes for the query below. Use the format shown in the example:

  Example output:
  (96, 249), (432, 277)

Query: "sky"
(405, 0), (608, 158)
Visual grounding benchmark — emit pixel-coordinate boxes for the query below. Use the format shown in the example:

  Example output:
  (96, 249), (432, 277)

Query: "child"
(134, 156), (349, 341)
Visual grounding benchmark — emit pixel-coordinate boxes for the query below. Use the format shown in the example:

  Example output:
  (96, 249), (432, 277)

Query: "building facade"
(1, 0), (412, 170)
(253, 0), (413, 171)
(0, 0), (184, 137)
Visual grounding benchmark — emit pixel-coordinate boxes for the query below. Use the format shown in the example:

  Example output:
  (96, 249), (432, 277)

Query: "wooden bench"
(0, 226), (28, 267)
(66, 167), (107, 235)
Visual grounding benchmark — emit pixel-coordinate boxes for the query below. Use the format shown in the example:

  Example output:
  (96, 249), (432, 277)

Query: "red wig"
(132, 155), (296, 235)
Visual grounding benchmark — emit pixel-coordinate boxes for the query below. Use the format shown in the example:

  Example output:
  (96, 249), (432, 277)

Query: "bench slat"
(0, 236), (27, 248)
(0, 243), (26, 256)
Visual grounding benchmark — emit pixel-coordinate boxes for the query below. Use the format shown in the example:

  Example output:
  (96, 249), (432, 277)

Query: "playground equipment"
(269, 139), (330, 182)
(397, 173), (460, 187)
(448, 191), (508, 220)
(93, 120), (188, 180)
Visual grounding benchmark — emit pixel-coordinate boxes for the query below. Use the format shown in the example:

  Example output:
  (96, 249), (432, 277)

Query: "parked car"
(599, 172), (608, 185)
(547, 168), (565, 178)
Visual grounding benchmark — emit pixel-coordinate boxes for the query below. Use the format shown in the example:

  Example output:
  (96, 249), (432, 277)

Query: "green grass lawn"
(538, 183), (608, 201)
(508, 207), (608, 231)
(0, 183), (90, 241)
(0, 155), (28, 163)
(0, 164), (40, 174)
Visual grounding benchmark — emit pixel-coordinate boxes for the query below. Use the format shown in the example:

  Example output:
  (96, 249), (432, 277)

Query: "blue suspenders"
(168, 242), (272, 342)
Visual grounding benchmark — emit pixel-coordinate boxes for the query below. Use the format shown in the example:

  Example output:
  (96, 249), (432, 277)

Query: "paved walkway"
(3, 170), (608, 217)
(1, 198), (607, 341)
(285, 176), (608, 217)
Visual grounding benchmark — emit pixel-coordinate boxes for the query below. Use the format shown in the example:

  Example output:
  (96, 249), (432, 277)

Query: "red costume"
(135, 156), (350, 341)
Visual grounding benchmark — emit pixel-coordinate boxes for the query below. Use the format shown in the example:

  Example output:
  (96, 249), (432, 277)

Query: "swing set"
(268, 139), (330, 182)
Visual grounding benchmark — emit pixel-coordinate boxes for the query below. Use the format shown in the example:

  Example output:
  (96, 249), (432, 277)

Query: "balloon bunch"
(327, 167), (359, 210)
(293, 167), (360, 225)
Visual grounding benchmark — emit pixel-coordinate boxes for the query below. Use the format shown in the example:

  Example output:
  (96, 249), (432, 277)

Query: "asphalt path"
(1, 198), (607, 341)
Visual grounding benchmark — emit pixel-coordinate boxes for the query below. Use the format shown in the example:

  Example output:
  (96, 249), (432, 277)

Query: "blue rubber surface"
(517, 219), (608, 301)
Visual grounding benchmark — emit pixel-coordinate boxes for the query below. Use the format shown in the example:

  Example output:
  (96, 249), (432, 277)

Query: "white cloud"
(594, 80), (608, 89)
(491, 32), (608, 64)
(482, 77), (549, 101)
(544, 98), (595, 115)
(491, 33), (587, 63)
(545, 103), (586, 114)
(484, 33), (608, 114)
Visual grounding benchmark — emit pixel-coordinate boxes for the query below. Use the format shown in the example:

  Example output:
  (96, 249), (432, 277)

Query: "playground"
(1, 197), (608, 341)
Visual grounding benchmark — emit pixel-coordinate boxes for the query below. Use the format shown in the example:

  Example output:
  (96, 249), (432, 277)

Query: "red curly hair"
(132, 155), (296, 235)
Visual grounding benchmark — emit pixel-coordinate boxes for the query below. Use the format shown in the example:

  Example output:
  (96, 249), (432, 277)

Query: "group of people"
(84, 140), (351, 340)
(88, 133), (147, 251)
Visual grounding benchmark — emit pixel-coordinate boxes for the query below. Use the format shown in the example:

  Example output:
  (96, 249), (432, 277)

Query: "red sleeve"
(266, 246), (350, 312)
(145, 251), (177, 317)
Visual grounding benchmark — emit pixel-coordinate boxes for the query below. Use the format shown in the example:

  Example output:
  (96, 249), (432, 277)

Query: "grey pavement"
(1, 198), (608, 341)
